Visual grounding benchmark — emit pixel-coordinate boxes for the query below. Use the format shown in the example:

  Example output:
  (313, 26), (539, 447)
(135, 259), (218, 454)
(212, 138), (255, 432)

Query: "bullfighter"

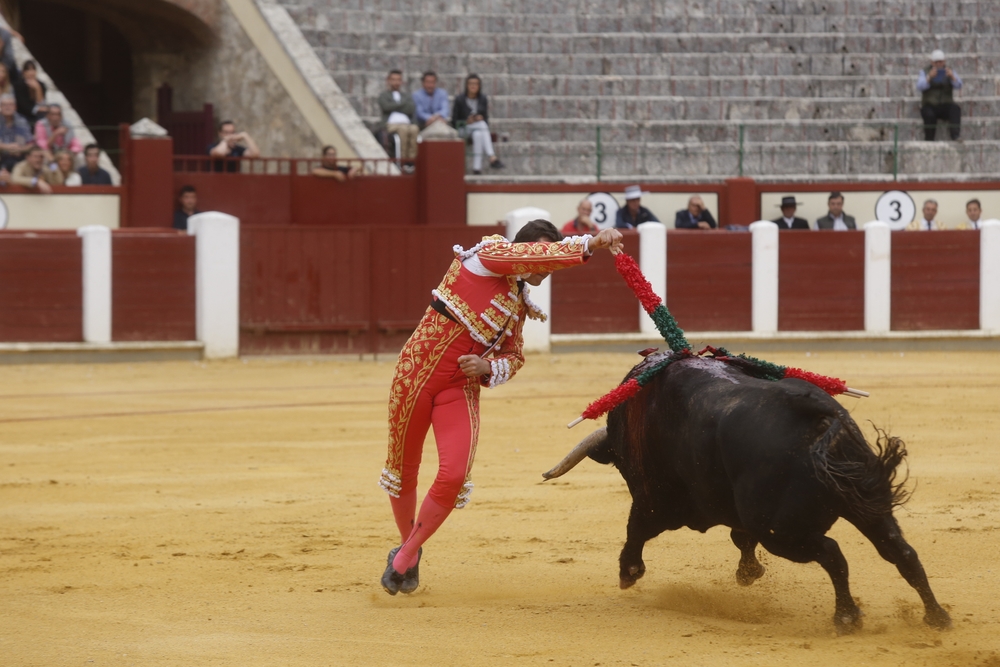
(379, 220), (624, 594)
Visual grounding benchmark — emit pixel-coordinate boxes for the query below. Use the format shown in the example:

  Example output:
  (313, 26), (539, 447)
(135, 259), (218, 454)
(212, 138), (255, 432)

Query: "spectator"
(452, 74), (504, 175)
(378, 69), (419, 163)
(771, 196), (810, 230)
(412, 71), (449, 129)
(965, 198), (982, 230)
(561, 198), (600, 235)
(78, 143), (112, 185)
(816, 191), (856, 230)
(15, 60), (47, 123)
(311, 145), (358, 181)
(615, 185), (660, 228)
(674, 195), (717, 229)
(0, 93), (32, 172)
(11, 146), (56, 193)
(0, 62), (13, 97)
(54, 150), (80, 186)
(207, 120), (260, 172)
(913, 199), (939, 230)
(34, 104), (81, 159)
(917, 49), (962, 141)
(0, 25), (22, 81)
(173, 185), (200, 230)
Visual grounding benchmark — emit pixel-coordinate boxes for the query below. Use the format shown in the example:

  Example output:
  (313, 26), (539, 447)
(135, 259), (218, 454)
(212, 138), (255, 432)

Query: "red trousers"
(380, 309), (486, 509)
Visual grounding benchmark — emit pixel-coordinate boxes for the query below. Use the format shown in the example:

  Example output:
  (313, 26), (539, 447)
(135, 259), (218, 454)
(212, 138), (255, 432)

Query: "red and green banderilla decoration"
(567, 253), (869, 429)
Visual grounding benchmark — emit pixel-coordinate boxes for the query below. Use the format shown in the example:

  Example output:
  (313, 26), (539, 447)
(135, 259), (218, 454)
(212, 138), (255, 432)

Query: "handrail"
(171, 155), (414, 176)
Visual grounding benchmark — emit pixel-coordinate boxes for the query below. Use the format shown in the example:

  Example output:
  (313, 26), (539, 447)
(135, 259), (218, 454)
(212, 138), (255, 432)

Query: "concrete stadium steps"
(302, 31), (989, 56)
(322, 51), (1000, 79)
(483, 140), (1000, 178)
(335, 72), (1000, 102)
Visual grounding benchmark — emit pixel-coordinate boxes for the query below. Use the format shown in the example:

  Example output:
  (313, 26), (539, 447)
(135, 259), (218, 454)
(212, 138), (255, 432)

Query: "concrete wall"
(0, 194), (120, 230)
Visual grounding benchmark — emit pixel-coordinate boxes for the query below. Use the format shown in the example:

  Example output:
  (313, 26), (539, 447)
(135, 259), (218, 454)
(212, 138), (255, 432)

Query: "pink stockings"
(392, 495), (452, 573)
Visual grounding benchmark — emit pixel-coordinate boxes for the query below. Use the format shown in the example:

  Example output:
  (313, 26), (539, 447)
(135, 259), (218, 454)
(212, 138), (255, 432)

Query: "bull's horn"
(542, 427), (607, 480)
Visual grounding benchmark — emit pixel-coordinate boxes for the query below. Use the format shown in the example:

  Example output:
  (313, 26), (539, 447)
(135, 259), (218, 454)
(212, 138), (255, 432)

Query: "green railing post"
(738, 124), (745, 177)
(596, 125), (602, 181)
(893, 123), (899, 181)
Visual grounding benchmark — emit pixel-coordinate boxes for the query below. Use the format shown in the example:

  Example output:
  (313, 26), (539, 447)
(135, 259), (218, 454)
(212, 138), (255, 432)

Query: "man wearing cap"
(917, 49), (962, 141)
(674, 195), (717, 230)
(615, 185), (660, 229)
(771, 196), (810, 230)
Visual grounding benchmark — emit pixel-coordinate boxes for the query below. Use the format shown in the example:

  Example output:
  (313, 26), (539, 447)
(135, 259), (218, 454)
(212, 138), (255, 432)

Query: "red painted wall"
(112, 231), (196, 340)
(0, 233), (82, 342)
(779, 232), (865, 331)
(668, 231), (753, 331)
(891, 231), (979, 330)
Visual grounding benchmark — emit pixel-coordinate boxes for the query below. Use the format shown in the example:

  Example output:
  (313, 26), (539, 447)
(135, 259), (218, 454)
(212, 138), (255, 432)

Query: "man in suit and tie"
(815, 191), (857, 230)
(771, 196), (810, 230)
(674, 195), (717, 229)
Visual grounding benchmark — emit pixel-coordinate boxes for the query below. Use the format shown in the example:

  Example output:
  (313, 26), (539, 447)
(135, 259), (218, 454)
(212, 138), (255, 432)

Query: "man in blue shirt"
(412, 71), (449, 129)
(78, 143), (113, 185)
(0, 93), (32, 172)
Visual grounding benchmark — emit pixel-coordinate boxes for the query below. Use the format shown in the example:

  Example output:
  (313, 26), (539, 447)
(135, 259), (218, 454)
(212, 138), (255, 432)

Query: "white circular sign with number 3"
(586, 192), (621, 230)
(875, 190), (916, 231)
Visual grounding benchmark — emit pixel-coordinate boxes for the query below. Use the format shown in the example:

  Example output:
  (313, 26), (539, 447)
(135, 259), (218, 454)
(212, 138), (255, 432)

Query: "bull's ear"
(638, 347), (659, 357)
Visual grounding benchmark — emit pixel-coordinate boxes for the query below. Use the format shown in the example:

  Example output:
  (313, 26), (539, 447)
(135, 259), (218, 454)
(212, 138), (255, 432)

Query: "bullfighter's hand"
(590, 228), (624, 255)
(458, 354), (491, 378)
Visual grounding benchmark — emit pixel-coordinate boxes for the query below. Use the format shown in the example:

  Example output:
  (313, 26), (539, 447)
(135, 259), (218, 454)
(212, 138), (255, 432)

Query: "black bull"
(543, 354), (951, 633)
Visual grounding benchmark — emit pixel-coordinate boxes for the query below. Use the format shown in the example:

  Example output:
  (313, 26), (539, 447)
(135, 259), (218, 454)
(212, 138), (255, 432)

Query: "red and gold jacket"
(431, 234), (592, 386)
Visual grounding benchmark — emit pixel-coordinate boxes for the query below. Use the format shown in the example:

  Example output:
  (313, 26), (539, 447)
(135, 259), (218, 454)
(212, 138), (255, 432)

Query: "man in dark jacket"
(917, 49), (962, 141)
(615, 185), (660, 228)
(378, 70), (419, 161)
(674, 195), (717, 229)
(815, 191), (857, 230)
(771, 196), (810, 230)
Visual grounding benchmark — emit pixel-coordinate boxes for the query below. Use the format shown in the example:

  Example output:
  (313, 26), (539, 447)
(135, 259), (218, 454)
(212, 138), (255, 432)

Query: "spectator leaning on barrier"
(771, 196), (810, 230)
(16, 60), (47, 123)
(173, 185), (200, 230)
(35, 104), (81, 160)
(616, 185), (660, 229)
(452, 74), (504, 175)
(54, 150), (80, 186)
(674, 195), (717, 230)
(917, 49), (962, 142)
(208, 120), (260, 173)
(78, 143), (112, 185)
(965, 198), (982, 230)
(912, 199), (939, 231)
(561, 198), (600, 235)
(816, 191), (856, 230)
(11, 145), (56, 193)
(412, 71), (449, 130)
(378, 69), (419, 162)
(311, 145), (358, 181)
(0, 93), (32, 172)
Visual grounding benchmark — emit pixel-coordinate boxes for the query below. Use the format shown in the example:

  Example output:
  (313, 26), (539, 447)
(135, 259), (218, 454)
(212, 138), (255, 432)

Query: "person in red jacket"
(379, 220), (624, 595)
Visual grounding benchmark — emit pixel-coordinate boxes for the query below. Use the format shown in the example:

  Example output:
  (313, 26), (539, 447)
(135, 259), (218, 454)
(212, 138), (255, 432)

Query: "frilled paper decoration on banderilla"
(567, 254), (869, 428)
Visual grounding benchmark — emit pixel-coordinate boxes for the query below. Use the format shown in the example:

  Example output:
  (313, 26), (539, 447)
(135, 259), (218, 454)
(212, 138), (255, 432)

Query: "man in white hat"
(917, 49), (962, 141)
(615, 185), (660, 229)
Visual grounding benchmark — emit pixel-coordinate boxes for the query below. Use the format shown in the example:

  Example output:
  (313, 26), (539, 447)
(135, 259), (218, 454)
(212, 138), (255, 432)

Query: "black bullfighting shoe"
(381, 547), (405, 595)
(399, 547), (422, 594)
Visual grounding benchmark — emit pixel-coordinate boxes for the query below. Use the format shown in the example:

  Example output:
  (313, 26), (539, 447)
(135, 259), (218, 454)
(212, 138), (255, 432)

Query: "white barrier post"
(637, 222), (666, 335)
(749, 220), (778, 333)
(188, 212), (240, 358)
(981, 219), (1000, 331)
(864, 220), (891, 333)
(505, 206), (551, 353)
(76, 225), (111, 343)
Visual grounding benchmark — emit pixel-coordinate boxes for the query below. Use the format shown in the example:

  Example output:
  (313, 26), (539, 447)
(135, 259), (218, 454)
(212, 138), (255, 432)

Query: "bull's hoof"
(924, 607), (952, 630)
(736, 560), (765, 586)
(619, 563), (645, 589)
(834, 608), (864, 635)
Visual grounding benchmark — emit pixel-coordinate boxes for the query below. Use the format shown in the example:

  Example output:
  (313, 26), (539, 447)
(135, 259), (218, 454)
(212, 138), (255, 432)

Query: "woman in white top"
(451, 74), (504, 175)
(53, 150), (81, 186)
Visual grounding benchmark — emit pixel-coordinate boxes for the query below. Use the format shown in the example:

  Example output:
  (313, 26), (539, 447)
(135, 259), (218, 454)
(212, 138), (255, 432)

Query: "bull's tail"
(810, 418), (910, 522)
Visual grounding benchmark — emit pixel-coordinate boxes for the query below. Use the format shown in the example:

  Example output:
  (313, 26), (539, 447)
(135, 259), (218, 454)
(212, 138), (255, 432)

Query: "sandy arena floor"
(1, 350), (999, 667)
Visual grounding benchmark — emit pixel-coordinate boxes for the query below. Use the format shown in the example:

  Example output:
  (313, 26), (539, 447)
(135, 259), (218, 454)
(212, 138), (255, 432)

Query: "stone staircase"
(277, 0), (1000, 180)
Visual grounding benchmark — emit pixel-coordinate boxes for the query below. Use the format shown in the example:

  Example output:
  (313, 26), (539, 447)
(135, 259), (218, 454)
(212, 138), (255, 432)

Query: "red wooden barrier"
(291, 176), (419, 227)
(551, 230), (640, 334)
(779, 231), (865, 331)
(892, 231), (979, 330)
(112, 231), (196, 341)
(668, 231), (752, 331)
(0, 233), (82, 342)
